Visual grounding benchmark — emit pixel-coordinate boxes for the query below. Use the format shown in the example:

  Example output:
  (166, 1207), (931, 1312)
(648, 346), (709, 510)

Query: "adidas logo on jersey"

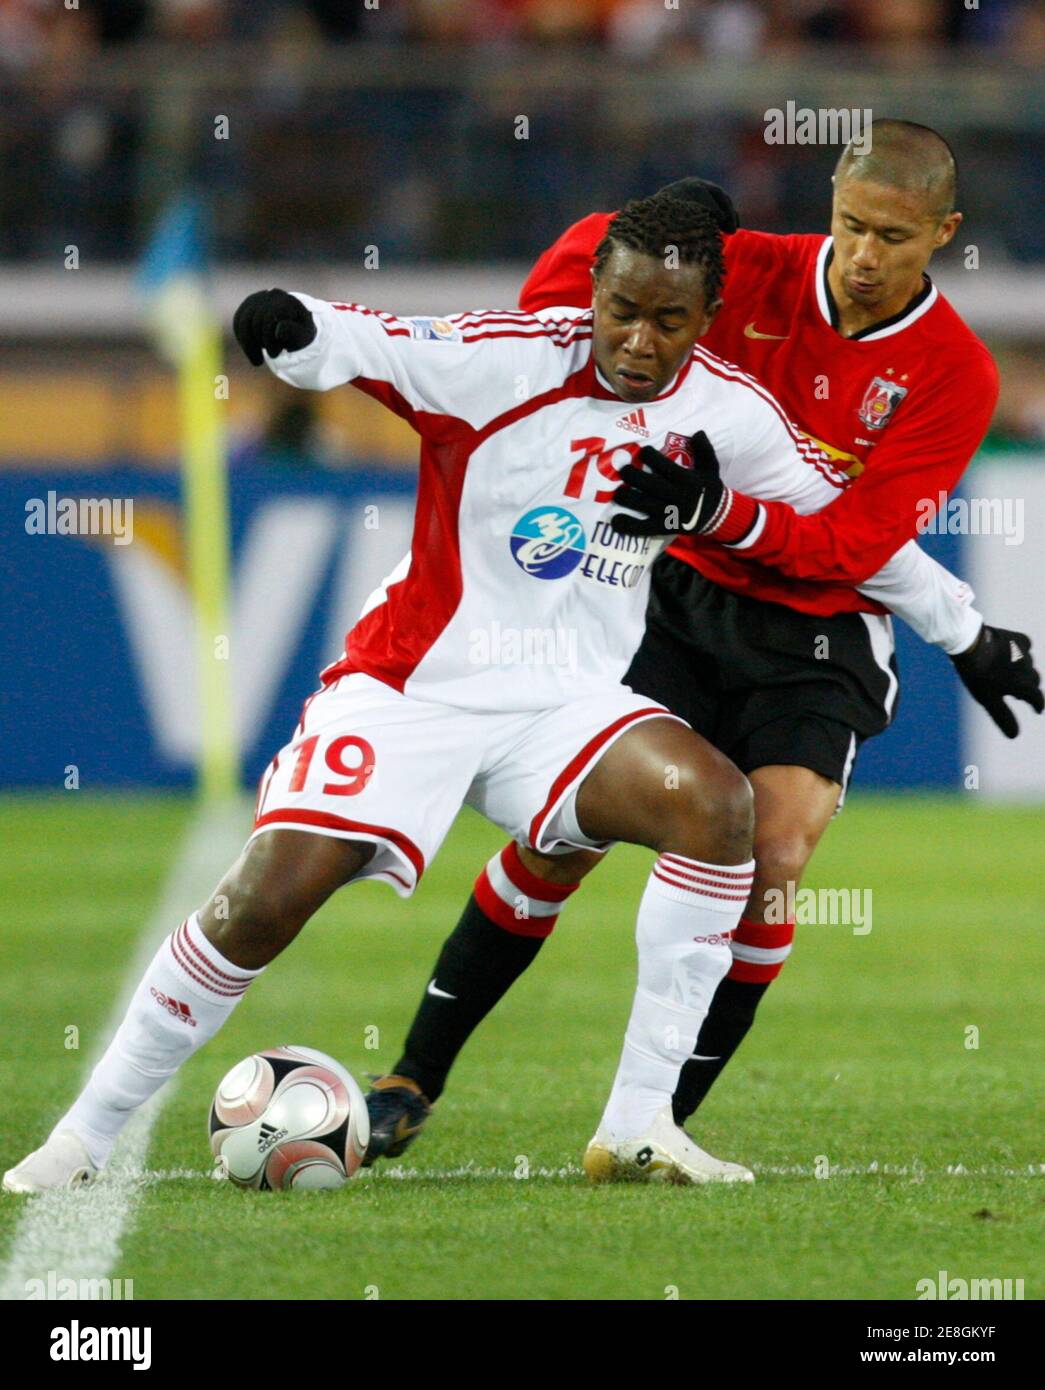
(149, 987), (197, 1026)
(615, 407), (650, 438)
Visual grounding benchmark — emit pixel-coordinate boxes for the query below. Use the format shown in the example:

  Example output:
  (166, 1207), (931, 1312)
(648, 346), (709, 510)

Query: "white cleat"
(3, 1130), (98, 1194)
(583, 1105), (754, 1185)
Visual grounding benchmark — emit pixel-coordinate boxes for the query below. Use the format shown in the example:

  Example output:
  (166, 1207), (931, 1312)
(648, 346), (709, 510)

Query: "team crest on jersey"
(409, 317), (461, 343)
(857, 376), (908, 431)
(510, 506), (587, 579)
(661, 432), (695, 467)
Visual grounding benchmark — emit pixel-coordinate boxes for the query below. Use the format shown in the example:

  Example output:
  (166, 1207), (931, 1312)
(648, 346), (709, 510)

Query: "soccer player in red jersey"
(366, 121), (1042, 1179)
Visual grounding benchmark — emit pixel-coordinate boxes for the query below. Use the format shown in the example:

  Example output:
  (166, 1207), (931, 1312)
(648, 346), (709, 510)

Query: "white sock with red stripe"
(597, 853), (755, 1141)
(56, 914), (263, 1168)
(671, 916), (797, 1122)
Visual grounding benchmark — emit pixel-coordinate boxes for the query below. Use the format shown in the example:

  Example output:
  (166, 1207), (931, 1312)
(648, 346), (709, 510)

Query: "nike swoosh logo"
(744, 321), (789, 340)
(427, 980), (457, 1000)
(681, 487), (706, 531)
(394, 1115), (424, 1141)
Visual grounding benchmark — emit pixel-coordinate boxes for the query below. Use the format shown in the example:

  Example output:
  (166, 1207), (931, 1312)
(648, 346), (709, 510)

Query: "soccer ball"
(209, 1045), (370, 1191)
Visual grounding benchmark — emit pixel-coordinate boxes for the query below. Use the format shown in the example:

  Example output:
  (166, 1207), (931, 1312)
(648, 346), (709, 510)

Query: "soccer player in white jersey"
(3, 197), (986, 1192)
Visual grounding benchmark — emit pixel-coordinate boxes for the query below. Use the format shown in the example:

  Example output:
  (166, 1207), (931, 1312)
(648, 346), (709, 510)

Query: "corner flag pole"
(140, 195), (239, 804)
(179, 316), (238, 804)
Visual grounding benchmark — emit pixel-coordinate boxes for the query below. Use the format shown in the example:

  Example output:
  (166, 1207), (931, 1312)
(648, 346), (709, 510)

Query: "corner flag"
(139, 195), (238, 803)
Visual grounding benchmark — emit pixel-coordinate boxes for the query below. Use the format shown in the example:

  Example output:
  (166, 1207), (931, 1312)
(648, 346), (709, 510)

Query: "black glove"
(654, 177), (740, 235)
(951, 625), (1044, 739)
(612, 430), (759, 541)
(233, 289), (317, 366)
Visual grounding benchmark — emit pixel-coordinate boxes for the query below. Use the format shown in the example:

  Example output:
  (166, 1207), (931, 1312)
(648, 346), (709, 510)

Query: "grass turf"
(0, 792), (1042, 1300)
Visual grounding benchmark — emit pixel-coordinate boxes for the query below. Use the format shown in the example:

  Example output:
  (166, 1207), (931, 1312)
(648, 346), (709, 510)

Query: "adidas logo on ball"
(257, 1122), (288, 1153)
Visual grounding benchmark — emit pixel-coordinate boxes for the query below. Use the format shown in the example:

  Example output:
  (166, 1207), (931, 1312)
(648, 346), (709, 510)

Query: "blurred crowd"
(2, 0), (1044, 58)
(0, 0), (1041, 269)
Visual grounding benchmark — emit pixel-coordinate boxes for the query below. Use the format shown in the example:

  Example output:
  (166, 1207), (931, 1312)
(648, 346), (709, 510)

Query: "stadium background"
(0, 0), (1043, 1308)
(2, 0), (1043, 796)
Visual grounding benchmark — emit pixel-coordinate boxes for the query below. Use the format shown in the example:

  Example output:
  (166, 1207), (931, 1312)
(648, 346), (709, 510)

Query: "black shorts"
(623, 555), (900, 791)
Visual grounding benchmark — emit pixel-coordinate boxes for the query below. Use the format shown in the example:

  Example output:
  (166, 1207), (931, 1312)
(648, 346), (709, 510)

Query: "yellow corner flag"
(140, 198), (238, 803)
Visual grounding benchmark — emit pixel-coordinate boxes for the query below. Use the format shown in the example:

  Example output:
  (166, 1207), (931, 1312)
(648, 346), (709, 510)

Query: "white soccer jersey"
(267, 297), (979, 710)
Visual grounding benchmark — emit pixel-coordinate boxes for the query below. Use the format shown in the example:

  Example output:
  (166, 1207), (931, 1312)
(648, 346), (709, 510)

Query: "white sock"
(598, 853), (754, 1141)
(57, 913), (264, 1168)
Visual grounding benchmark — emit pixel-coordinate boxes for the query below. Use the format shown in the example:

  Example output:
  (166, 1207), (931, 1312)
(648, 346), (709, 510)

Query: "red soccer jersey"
(519, 214), (999, 617)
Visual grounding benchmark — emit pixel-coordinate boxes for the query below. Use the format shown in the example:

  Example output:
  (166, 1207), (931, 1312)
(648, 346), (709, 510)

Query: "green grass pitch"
(1, 792), (1042, 1301)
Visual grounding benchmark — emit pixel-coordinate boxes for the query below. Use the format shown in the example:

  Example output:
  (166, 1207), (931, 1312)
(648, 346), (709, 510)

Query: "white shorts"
(250, 673), (683, 896)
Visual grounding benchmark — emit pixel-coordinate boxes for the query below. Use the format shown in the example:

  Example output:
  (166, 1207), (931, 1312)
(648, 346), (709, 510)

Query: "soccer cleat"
(3, 1130), (98, 1194)
(582, 1105), (754, 1185)
(362, 1075), (432, 1167)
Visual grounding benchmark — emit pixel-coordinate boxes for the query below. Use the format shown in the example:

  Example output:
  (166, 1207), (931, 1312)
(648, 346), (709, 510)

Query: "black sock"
(393, 893), (546, 1102)
(671, 977), (771, 1124)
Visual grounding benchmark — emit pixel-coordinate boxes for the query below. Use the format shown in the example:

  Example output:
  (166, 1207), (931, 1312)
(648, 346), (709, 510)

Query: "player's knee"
(228, 888), (292, 938)
(753, 830), (817, 898)
(706, 765), (755, 860)
(664, 761), (754, 862)
(200, 878), (304, 966)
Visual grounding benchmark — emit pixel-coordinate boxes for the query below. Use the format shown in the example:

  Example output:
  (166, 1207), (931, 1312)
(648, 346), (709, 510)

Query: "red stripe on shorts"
(253, 808), (425, 882)
(528, 706), (674, 848)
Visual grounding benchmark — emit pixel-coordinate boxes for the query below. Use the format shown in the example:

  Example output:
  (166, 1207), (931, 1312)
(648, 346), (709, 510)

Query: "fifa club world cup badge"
(661, 432), (695, 468)
(857, 376), (908, 431)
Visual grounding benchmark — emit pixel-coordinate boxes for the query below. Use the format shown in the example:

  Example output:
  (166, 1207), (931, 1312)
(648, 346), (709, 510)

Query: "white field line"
(367, 1161), (1045, 1182)
(0, 797), (250, 1302)
(135, 1161), (1045, 1186)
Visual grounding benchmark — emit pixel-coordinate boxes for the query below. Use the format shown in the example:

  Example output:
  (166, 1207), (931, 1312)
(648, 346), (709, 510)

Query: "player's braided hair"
(593, 195), (725, 303)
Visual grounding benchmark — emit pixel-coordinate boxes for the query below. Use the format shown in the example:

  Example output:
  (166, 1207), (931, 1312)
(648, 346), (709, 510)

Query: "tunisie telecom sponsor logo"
(510, 506), (656, 588)
(581, 520), (656, 588)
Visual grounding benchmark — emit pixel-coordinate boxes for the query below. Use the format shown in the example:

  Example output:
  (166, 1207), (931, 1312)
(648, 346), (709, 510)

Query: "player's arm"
(612, 400), (1042, 735)
(609, 408), (983, 651)
(856, 540), (981, 653)
(232, 288), (562, 430)
(723, 378), (999, 583)
(861, 543), (1042, 736)
(640, 354), (1000, 586)
(612, 345), (999, 577)
(613, 427), (983, 652)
